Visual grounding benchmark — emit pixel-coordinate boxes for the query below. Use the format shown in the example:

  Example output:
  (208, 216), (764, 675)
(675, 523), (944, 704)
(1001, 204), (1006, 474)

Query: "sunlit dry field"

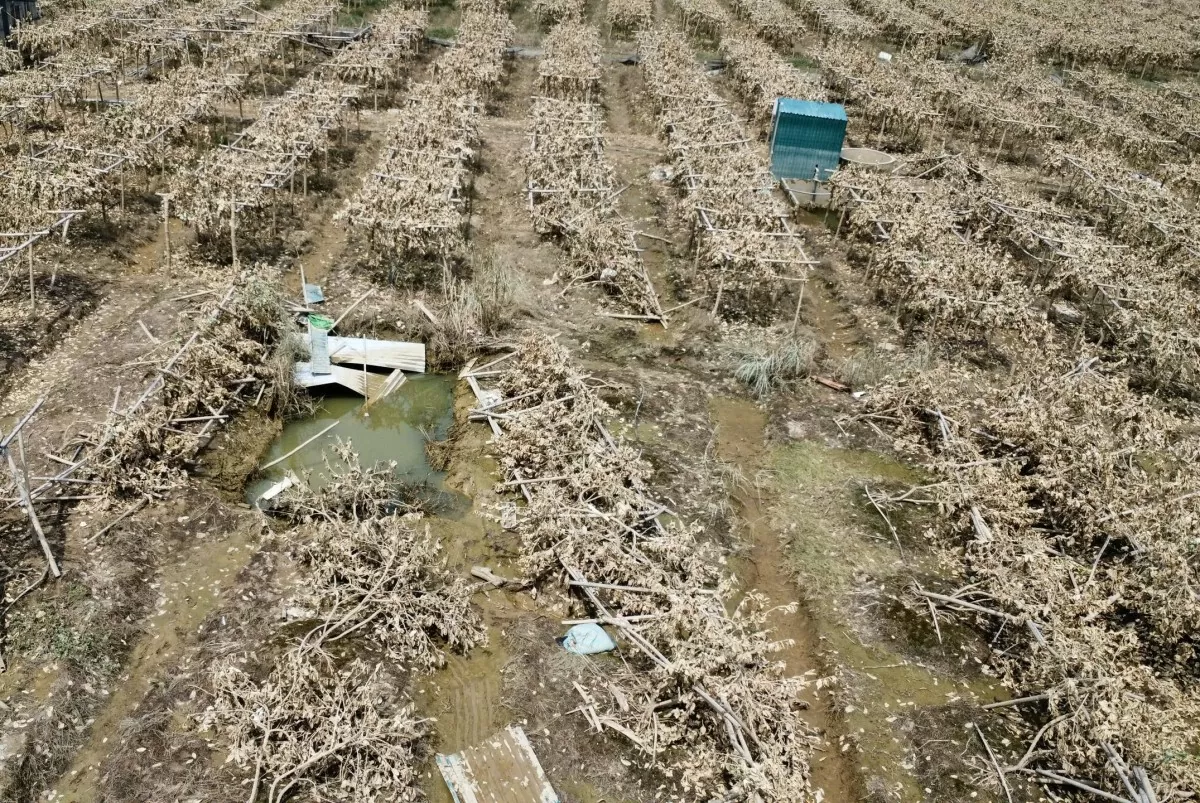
(1, 0), (1199, 801)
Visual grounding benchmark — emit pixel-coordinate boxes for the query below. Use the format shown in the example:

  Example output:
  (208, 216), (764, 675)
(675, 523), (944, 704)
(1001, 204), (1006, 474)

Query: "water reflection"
(247, 373), (456, 503)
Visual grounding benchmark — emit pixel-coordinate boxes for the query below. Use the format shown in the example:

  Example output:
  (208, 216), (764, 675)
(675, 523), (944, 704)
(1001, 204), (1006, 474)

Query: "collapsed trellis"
(463, 337), (819, 802)
(0, 51), (120, 134)
(206, 648), (429, 803)
(638, 26), (814, 317)
(791, 0), (879, 43)
(673, 0), (730, 38)
(205, 485), (486, 802)
(0, 266), (286, 592)
(529, 0), (584, 25)
(909, 0), (1198, 69)
(2, 0), (331, 136)
(318, 5), (428, 109)
(605, 0), (652, 34)
(85, 271), (288, 498)
(828, 155), (1200, 392)
(340, 0), (513, 264)
(728, 0), (804, 50)
(809, 37), (1184, 171)
(537, 19), (600, 101)
(114, 0), (257, 63)
(14, 0), (171, 56)
(709, 6), (1200, 801)
(720, 28), (828, 131)
(175, 75), (359, 239)
(0, 0), (344, 237)
(845, 0), (944, 55)
(824, 156), (1200, 802)
(817, 41), (946, 153)
(858, 357), (1196, 802)
(1045, 146), (1200, 262)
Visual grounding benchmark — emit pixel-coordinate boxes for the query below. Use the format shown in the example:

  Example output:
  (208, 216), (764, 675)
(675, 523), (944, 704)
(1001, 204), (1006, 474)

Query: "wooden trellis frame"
(339, 5), (513, 263)
(638, 27), (814, 316)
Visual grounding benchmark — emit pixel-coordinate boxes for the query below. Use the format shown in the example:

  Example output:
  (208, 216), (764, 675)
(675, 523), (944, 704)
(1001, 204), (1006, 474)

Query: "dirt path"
(48, 514), (259, 803)
(414, 393), (529, 803)
(600, 60), (685, 309)
(472, 58), (563, 290)
(710, 396), (861, 802)
(596, 54), (862, 800)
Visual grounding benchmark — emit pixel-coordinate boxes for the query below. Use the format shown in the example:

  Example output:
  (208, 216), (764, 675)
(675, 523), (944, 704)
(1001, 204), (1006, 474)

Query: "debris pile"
(865, 356), (1200, 799)
(468, 336), (820, 801)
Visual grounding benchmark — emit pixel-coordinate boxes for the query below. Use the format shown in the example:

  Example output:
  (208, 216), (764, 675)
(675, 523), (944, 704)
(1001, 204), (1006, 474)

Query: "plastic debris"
(559, 623), (616, 655)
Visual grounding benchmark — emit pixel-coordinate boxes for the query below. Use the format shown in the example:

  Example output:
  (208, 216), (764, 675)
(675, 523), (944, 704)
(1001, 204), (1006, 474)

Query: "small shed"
(769, 99), (848, 182)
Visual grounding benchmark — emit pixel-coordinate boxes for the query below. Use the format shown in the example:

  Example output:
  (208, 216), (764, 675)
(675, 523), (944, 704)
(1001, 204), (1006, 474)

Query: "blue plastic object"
(769, 98), (849, 181)
(560, 623), (616, 655)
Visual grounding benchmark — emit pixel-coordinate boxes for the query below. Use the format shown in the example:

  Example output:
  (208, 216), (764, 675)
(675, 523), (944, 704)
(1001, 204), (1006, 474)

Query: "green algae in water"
(248, 373), (455, 503)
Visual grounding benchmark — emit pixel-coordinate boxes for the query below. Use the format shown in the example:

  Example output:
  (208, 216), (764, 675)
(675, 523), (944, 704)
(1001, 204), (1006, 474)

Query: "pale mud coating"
(1, 0), (1198, 803)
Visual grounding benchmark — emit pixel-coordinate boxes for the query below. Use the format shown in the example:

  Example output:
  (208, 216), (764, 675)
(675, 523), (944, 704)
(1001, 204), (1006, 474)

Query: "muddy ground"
(0, 4), (1028, 803)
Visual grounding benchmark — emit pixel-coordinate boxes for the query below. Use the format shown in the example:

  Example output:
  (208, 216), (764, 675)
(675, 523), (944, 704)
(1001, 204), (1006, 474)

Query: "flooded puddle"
(247, 373), (456, 502)
(715, 396), (1009, 801)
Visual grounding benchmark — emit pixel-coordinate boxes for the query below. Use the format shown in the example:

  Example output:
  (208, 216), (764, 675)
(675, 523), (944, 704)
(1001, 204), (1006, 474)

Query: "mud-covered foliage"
(87, 269), (289, 498)
(282, 512), (486, 670)
(484, 335), (823, 802)
(866, 354), (1200, 798)
(203, 648), (428, 803)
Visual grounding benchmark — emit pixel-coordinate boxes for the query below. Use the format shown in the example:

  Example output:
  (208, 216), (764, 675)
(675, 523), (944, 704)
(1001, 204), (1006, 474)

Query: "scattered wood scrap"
(436, 726), (560, 803)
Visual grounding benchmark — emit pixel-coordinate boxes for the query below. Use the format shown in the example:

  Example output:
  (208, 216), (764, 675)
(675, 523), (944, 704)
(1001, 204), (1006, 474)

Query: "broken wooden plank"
(259, 421), (339, 471)
(366, 368), (407, 408)
(294, 363), (390, 398)
(436, 725), (559, 803)
(812, 375), (850, 392)
(471, 565), (508, 587)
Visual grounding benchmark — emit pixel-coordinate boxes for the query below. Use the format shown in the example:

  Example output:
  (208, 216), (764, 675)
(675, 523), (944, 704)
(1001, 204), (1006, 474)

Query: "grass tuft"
(836, 342), (934, 390)
(732, 335), (819, 398)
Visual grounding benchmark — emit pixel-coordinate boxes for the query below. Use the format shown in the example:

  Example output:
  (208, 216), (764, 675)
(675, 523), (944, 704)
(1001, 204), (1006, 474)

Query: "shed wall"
(770, 112), (847, 180)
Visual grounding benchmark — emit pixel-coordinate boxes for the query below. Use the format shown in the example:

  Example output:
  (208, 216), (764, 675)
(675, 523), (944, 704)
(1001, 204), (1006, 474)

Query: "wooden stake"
(331, 289), (374, 331)
(230, 204), (238, 268)
(710, 277), (724, 316)
(790, 280), (806, 333)
(4, 435), (60, 578)
(158, 193), (172, 270)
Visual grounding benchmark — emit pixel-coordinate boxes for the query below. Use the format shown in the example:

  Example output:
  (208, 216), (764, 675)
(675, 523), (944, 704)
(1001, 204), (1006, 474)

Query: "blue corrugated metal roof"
(776, 98), (848, 121)
(770, 98), (847, 180)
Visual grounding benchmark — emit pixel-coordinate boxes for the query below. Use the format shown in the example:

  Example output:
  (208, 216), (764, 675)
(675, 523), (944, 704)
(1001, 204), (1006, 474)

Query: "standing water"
(247, 373), (456, 502)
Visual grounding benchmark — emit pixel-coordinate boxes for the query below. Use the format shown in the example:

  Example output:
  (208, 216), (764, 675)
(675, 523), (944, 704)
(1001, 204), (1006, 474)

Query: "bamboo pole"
(259, 420), (339, 470)
(4, 436), (61, 578)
